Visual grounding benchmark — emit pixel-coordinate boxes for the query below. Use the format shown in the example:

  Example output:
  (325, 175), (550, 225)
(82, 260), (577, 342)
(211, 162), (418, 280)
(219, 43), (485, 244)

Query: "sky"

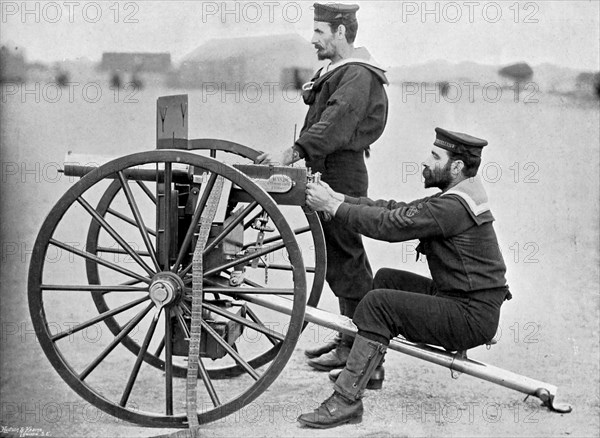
(1, 0), (599, 70)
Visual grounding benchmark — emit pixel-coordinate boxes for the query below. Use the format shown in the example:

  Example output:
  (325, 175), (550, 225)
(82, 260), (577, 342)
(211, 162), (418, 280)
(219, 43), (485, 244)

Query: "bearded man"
(298, 127), (512, 429)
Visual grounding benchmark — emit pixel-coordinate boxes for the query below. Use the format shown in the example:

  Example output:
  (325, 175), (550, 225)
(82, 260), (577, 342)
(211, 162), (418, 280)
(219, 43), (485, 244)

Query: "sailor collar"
(442, 175), (490, 217)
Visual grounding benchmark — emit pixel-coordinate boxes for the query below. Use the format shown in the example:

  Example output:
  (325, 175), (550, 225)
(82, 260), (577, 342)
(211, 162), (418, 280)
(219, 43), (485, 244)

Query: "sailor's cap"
(434, 127), (488, 157)
(313, 3), (359, 23)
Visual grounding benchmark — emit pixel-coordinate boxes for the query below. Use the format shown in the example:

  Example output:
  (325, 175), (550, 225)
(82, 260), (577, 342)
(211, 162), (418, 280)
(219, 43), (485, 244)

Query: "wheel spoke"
(182, 240), (287, 279)
(242, 225), (310, 250)
(242, 277), (263, 288)
(96, 246), (151, 258)
(203, 240), (286, 277)
(102, 279), (144, 295)
(154, 336), (165, 357)
(107, 208), (157, 236)
(52, 296), (149, 341)
(203, 286), (294, 295)
(41, 284), (148, 292)
(79, 303), (154, 380)
(201, 302), (285, 342)
(118, 171), (161, 272)
(172, 172), (218, 272)
(245, 306), (280, 346)
(120, 307), (162, 406)
(203, 201), (259, 255)
(135, 180), (157, 204)
(50, 239), (151, 284)
(200, 319), (259, 380)
(77, 196), (155, 276)
(174, 308), (221, 407)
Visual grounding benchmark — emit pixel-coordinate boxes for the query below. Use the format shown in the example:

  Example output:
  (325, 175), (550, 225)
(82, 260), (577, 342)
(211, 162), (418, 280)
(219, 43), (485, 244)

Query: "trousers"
(353, 268), (508, 351)
(310, 150), (373, 300)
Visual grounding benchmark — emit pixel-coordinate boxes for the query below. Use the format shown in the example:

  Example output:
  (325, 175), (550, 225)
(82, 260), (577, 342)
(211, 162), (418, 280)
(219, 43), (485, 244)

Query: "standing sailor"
(257, 3), (389, 371)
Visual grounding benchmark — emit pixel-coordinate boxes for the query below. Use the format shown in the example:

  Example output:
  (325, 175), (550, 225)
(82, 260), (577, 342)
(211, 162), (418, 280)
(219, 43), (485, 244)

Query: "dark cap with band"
(434, 127), (488, 157)
(313, 3), (359, 23)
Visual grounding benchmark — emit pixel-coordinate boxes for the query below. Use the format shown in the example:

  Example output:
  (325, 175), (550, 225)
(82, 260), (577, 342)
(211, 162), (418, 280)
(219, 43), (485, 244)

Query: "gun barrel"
(62, 152), (192, 183)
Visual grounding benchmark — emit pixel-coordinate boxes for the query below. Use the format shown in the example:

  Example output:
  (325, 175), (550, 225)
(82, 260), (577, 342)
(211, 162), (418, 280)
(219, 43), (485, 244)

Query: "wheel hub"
(149, 272), (184, 308)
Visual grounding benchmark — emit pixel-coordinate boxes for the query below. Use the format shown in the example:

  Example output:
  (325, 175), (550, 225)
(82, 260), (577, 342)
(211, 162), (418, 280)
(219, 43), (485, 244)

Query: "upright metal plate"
(157, 94), (189, 149)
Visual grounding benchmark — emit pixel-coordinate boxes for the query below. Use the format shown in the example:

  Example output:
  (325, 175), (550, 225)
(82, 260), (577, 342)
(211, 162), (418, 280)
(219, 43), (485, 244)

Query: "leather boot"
(306, 297), (361, 370)
(304, 298), (345, 359)
(304, 332), (342, 359)
(328, 365), (385, 390)
(307, 341), (351, 371)
(298, 335), (387, 429)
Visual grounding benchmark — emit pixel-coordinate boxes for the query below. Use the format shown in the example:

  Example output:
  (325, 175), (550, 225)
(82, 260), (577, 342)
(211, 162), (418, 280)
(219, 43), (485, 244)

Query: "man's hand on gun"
(256, 147), (296, 166)
(255, 151), (283, 165)
(306, 180), (344, 221)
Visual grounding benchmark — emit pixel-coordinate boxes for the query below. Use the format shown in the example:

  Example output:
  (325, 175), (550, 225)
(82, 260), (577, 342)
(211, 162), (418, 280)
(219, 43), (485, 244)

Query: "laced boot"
(304, 298), (346, 359)
(304, 332), (342, 359)
(298, 335), (387, 429)
(306, 297), (360, 370)
(307, 338), (351, 371)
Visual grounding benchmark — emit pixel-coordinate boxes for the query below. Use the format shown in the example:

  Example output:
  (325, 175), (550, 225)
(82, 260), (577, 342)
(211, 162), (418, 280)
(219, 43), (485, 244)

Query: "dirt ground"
(1, 84), (598, 438)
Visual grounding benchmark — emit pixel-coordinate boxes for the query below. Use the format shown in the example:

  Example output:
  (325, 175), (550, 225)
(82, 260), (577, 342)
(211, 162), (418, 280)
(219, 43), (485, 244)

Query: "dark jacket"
(335, 176), (509, 294)
(294, 61), (388, 163)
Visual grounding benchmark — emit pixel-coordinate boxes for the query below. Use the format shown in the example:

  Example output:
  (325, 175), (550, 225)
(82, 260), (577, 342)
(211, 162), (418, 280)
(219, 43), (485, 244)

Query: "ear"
(337, 24), (346, 39)
(452, 160), (464, 176)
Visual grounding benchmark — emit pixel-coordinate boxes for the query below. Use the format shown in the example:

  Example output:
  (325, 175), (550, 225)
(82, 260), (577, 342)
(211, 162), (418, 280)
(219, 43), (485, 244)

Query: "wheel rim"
(28, 150), (307, 426)
(85, 140), (325, 379)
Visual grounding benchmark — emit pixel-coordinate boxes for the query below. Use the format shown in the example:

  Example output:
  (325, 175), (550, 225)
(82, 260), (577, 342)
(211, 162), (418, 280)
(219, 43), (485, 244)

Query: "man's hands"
(306, 180), (344, 217)
(255, 147), (299, 166)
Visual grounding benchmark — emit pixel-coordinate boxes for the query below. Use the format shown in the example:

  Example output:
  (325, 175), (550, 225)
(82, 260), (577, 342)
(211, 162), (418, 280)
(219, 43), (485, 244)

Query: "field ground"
(1, 85), (598, 437)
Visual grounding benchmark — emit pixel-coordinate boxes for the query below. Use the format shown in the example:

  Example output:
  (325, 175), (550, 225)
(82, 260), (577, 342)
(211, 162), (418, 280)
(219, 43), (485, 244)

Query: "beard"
(423, 161), (453, 191)
(315, 44), (335, 61)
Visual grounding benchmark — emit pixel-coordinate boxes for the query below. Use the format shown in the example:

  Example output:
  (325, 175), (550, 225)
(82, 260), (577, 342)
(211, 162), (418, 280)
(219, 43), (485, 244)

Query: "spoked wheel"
(28, 150), (310, 426)
(85, 140), (326, 379)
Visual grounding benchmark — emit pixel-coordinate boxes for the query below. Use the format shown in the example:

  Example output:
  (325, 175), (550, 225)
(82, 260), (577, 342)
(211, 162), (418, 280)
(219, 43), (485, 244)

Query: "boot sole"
(297, 415), (362, 429)
(304, 347), (339, 359)
(308, 362), (347, 372)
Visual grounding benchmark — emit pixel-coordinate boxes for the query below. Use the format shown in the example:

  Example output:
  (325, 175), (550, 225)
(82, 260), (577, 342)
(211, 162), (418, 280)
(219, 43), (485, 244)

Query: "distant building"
(0, 45), (26, 82)
(174, 34), (318, 88)
(99, 52), (172, 74)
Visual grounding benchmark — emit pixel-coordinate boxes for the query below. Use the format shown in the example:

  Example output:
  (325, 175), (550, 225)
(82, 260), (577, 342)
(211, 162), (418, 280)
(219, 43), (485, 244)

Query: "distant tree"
(498, 63), (534, 82)
(438, 81), (450, 97)
(56, 71), (69, 87)
(576, 72), (600, 99)
(110, 72), (122, 88)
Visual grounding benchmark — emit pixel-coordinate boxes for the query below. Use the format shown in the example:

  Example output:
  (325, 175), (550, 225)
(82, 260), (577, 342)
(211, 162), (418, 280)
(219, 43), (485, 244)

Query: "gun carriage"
(27, 95), (570, 431)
